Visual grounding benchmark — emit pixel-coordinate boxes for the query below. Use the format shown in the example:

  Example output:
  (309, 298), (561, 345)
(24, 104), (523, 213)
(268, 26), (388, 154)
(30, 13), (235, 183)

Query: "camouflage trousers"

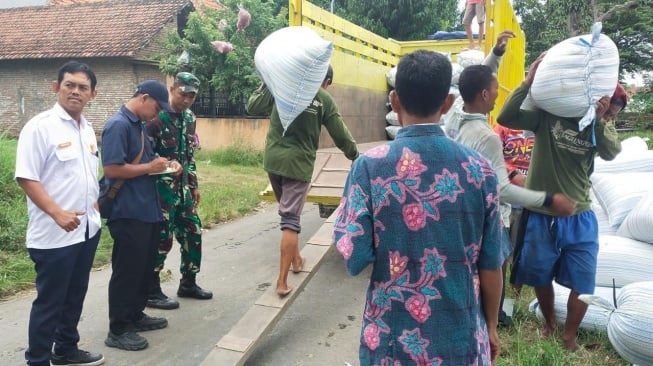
(155, 189), (202, 275)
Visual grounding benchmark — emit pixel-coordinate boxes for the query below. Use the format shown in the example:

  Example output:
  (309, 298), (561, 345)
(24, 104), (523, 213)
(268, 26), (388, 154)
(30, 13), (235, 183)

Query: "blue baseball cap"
(135, 80), (175, 112)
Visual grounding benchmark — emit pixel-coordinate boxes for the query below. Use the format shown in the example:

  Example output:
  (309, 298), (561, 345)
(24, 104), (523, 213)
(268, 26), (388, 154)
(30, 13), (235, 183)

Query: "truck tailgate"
(259, 141), (388, 204)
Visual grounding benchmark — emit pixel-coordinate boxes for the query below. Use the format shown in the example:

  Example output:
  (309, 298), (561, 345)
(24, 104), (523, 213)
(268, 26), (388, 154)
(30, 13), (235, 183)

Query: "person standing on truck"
(446, 30), (578, 327)
(334, 49), (506, 365)
(246, 65), (359, 297)
(497, 53), (622, 352)
(463, 0), (485, 50)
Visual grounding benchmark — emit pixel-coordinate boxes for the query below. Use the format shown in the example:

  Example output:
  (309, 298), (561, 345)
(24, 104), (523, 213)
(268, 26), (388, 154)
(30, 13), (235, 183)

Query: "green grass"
(497, 287), (628, 366)
(194, 148), (268, 225)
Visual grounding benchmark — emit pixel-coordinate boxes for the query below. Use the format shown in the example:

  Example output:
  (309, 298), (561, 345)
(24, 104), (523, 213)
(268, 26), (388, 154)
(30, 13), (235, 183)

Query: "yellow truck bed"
(259, 0), (525, 216)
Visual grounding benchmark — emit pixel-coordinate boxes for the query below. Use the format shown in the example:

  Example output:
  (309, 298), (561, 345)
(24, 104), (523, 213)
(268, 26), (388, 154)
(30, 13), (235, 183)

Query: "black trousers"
(26, 228), (101, 366)
(107, 219), (160, 334)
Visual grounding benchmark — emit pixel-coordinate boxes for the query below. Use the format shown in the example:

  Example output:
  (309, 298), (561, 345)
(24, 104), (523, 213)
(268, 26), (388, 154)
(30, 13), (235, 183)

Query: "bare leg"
(276, 229), (299, 296)
(561, 289), (588, 352)
(477, 22), (484, 48)
(534, 284), (557, 337)
(464, 23), (475, 49)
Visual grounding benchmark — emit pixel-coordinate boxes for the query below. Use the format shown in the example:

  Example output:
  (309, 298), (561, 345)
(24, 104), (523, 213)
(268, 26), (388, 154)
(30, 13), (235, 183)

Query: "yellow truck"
(262, 0), (526, 217)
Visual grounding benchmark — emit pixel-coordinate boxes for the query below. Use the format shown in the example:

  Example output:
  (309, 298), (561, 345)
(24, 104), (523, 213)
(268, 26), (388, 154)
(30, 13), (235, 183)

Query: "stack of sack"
(384, 50), (480, 140)
(529, 136), (653, 364)
(384, 67), (401, 139)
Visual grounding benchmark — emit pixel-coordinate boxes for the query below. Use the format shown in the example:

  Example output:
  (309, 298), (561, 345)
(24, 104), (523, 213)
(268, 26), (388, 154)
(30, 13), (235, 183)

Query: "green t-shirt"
(246, 87), (359, 182)
(497, 83), (622, 214)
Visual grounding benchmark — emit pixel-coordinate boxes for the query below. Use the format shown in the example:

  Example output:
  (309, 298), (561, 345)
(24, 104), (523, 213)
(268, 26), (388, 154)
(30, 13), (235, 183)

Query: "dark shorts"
(268, 173), (310, 233)
(514, 210), (599, 295)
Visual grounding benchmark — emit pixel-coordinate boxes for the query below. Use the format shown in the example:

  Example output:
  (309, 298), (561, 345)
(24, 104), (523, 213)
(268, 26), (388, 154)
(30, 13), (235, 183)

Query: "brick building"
(0, 0), (193, 138)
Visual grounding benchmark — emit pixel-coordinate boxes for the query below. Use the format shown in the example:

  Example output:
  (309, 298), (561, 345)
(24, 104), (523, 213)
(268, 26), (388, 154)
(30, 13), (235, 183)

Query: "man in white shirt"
(15, 61), (105, 366)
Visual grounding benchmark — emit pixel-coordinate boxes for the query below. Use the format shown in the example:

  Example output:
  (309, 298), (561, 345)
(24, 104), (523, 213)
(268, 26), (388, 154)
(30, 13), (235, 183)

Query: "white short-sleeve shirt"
(15, 103), (102, 249)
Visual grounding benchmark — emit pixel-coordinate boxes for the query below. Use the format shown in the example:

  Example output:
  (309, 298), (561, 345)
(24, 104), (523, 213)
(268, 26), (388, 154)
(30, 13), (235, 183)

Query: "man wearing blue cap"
(100, 80), (180, 351)
(145, 72), (212, 310)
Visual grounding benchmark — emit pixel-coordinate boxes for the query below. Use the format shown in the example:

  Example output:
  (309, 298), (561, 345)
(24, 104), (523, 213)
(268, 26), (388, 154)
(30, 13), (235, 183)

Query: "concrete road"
(0, 203), (370, 366)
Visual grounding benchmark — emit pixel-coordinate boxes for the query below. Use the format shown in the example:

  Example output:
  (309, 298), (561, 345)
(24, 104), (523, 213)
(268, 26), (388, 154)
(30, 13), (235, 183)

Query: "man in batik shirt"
(334, 51), (508, 365)
(145, 72), (212, 310)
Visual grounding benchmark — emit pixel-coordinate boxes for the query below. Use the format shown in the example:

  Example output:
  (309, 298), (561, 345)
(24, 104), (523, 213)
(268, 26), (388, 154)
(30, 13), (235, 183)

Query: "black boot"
(146, 271), (180, 310)
(177, 273), (213, 300)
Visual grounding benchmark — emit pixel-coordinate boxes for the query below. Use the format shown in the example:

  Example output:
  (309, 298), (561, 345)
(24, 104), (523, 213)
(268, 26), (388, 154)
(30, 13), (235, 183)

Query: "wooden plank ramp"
(199, 212), (338, 366)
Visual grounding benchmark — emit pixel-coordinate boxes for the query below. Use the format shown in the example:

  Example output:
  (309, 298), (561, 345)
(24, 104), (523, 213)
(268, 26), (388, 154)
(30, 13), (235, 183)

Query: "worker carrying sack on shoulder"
(254, 26), (333, 133)
(522, 22), (619, 132)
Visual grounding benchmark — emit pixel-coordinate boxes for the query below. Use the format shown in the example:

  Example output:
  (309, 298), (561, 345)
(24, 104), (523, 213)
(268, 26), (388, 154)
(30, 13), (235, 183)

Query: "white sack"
(591, 172), (653, 227)
(594, 136), (653, 174)
(385, 111), (399, 126)
(385, 125), (401, 140)
(386, 66), (397, 88)
(596, 235), (653, 288)
(254, 26), (333, 132)
(451, 62), (464, 85)
(617, 192), (653, 244)
(456, 49), (485, 68)
(442, 96), (465, 139)
(580, 281), (653, 366)
(530, 282), (620, 331)
(523, 23), (619, 131)
(591, 189), (617, 235)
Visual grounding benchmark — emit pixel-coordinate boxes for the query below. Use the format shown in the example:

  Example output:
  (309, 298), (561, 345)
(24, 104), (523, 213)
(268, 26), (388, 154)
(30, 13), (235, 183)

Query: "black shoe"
(177, 283), (213, 299)
(498, 310), (513, 327)
(131, 314), (168, 332)
(147, 291), (180, 310)
(50, 349), (105, 365)
(104, 331), (148, 351)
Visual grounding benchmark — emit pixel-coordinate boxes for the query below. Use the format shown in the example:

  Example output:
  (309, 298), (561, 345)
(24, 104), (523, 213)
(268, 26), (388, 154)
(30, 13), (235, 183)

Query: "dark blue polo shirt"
(101, 105), (163, 223)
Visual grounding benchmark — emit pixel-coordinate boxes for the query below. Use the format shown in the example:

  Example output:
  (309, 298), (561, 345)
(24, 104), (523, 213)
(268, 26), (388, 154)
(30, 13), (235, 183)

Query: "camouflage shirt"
(146, 109), (199, 195)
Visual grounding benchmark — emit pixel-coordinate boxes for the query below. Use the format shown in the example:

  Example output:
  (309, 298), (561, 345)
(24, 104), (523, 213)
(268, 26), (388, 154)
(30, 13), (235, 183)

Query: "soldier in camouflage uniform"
(145, 72), (212, 310)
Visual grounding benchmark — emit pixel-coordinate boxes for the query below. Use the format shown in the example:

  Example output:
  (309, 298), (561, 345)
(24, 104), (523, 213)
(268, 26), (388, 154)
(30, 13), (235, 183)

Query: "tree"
(310, 0), (460, 41)
(158, 0), (287, 105)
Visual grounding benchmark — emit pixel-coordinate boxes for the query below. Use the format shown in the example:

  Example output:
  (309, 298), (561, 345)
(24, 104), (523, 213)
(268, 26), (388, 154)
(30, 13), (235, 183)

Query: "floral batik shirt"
(333, 124), (507, 366)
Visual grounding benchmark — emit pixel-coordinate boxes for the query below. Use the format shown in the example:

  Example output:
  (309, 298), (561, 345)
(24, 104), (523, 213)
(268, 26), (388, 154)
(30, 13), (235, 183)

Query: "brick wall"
(0, 58), (165, 139)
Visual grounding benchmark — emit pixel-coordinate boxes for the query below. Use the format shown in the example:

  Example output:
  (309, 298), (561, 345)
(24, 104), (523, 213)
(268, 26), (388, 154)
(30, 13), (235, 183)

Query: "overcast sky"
(0, 0), (47, 8)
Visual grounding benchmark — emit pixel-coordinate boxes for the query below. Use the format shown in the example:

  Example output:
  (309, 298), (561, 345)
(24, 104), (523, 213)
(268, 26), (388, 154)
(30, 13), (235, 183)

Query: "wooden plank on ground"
(200, 222), (336, 366)
(306, 223), (335, 246)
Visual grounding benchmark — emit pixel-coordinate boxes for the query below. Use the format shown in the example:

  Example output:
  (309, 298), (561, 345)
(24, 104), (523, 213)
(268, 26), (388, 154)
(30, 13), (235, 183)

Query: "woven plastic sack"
(530, 282), (620, 331)
(385, 125), (401, 140)
(254, 26), (333, 132)
(580, 281), (653, 366)
(456, 49), (484, 68)
(590, 189), (617, 235)
(617, 192), (653, 244)
(451, 62), (464, 85)
(385, 111), (399, 126)
(593, 136), (653, 174)
(591, 172), (653, 227)
(386, 66), (397, 88)
(522, 23), (619, 131)
(596, 235), (653, 288)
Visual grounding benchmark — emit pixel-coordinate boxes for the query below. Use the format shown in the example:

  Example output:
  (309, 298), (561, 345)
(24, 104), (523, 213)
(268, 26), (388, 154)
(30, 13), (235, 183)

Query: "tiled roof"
(48, 0), (223, 10)
(0, 0), (191, 60)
